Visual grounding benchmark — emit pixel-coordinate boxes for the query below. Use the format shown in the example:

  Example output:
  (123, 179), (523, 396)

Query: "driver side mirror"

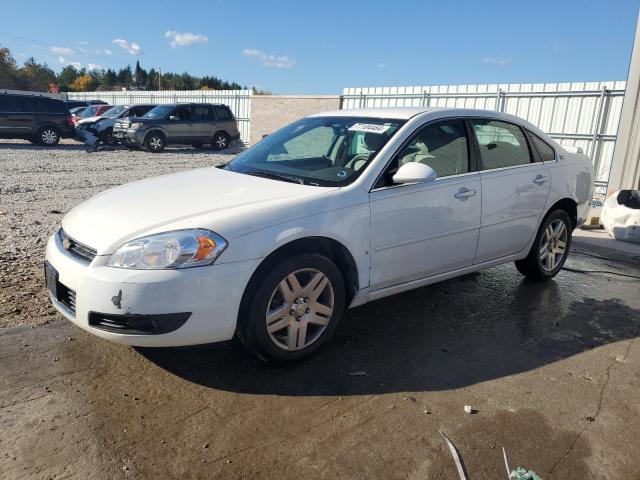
(392, 162), (438, 184)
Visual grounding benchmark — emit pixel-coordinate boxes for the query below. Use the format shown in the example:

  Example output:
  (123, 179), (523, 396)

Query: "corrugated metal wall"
(342, 82), (626, 192)
(67, 90), (251, 143)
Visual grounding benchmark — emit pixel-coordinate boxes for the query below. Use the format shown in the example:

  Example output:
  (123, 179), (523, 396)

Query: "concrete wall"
(250, 95), (340, 144)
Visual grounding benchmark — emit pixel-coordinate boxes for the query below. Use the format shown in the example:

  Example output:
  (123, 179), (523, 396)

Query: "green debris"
(509, 467), (542, 480)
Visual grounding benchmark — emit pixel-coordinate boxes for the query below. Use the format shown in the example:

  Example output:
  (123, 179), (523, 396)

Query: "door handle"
(454, 188), (477, 199)
(533, 174), (549, 185)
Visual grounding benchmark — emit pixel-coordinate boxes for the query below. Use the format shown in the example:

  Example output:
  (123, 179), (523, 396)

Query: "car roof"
(309, 107), (549, 137)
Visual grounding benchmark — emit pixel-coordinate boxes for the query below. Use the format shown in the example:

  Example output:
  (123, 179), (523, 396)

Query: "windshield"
(224, 116), (405, 186)
(82, 106), (99, 116)
(143, 105), (174, 119)
(102, 106), (127, 118)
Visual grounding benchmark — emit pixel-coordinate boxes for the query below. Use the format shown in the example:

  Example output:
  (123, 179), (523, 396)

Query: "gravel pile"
(0, 139), (242, 328)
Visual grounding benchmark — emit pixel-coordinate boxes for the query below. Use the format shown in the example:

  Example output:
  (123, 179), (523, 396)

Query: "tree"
(0, 46), (20, 89)
(146, 68), (157, 90)
(19, 57), (56, 92)
(57, 65), (79, 91)
(117, 65), (133, 88)
(69, 74), (96, 92)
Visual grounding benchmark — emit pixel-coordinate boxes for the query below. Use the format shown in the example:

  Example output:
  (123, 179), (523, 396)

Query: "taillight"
(66, 115), (74, 127)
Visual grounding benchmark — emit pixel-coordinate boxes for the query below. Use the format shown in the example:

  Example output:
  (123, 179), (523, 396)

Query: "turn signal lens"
(107, 229), (227, 270)
(194, 236), (216, 261)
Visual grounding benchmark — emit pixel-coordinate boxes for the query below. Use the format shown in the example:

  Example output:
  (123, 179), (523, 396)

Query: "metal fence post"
(359, 92), (365, 108)
(590, 86), (609, 172)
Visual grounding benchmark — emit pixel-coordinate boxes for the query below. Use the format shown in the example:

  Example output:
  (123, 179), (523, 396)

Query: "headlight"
(130, 122), (144, 129)
(106, 229), (228, 269)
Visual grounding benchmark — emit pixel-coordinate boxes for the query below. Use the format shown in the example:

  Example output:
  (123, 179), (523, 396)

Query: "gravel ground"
(0, 139), (242, 328)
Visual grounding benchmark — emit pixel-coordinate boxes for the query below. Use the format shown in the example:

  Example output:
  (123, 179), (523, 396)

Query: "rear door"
(192, 105), (215, 142)
(470, 118), (551, 263)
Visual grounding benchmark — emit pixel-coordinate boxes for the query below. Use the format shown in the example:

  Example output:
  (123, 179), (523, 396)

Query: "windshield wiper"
(243, 170), (308, 185)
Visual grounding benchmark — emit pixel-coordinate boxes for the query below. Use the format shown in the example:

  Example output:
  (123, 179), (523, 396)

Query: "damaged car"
(75, 104), (156, 145)
(45, 107), (593, 361)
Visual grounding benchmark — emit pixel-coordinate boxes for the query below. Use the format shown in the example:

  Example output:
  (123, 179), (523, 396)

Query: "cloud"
(103, 48), (113, 55)
(482, 56), (512, 66)
(376, 63), (386, 69)
(51, 46), (74, 56)
(242, 49), (295, 69)
(87, 63), (101, 71)
(77, 46), (89, 54)
(78, 41), (90, 46)
(58, 57), (83, 69)
(165, 30), (208, 48)
(112, 39), (141, 55)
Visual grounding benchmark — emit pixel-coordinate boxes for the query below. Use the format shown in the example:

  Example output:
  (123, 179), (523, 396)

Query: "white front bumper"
(45, 232), (259, 347)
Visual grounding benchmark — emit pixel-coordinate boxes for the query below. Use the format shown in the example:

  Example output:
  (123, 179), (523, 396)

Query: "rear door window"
(470, 119), (532, 170)
(192, 106), (213, 121)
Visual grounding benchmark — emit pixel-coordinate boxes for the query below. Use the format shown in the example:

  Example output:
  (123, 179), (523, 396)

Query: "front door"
(165, 106), (195, 144)
(369, 118), (481, 290)
(469, 119), (551, 263)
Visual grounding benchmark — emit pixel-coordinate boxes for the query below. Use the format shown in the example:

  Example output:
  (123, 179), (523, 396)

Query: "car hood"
(76, 116), (102, 126)
(62, 167), (337, 255)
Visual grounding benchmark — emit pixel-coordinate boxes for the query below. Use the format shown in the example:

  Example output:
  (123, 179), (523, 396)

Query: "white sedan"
(45, 107), (593, 361)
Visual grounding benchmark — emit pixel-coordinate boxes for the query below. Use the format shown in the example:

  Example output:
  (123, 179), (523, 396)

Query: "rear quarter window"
(214, 107), (233, 120)
(528, 131), (556, 162)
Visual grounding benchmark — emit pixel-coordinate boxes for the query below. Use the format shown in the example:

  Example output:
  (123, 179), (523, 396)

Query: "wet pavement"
(1, 249), (639, 479)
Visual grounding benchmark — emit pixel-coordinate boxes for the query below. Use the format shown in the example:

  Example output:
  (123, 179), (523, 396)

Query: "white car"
(45, 107), (593, 361)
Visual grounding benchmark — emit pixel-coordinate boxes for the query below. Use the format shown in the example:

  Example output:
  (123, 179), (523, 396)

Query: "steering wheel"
(345, 154), (370, 171)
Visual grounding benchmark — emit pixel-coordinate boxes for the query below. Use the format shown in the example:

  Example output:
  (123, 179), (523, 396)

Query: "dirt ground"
(1, 140), (640, 479)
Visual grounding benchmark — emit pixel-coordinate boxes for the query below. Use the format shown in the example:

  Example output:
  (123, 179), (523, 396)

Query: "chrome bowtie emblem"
(62, 238), (72, 250)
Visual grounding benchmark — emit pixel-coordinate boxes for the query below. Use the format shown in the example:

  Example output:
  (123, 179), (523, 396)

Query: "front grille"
(59, 229), (97, 264)
(58, 283), (76, 314)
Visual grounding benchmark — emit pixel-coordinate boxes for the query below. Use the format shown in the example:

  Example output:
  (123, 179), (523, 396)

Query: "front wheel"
(37, 126), (60, 146)
(211, 132), (229, 151)
(144, 132), (166, 153)
(515, 209), (572, 281)
(239, 253), (346, 362)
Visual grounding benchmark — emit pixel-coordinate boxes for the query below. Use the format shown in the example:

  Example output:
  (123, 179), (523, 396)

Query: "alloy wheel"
(41, 129), (58, 145)
(265, 268), (334, 351)
(215, 135), (227, 149)
(539, 219), (568, 271)
(149, 136), (163, 150)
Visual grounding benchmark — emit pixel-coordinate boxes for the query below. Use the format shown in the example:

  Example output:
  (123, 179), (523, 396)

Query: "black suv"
(112, 103), (240, 152)
(0, 94), (75, 146)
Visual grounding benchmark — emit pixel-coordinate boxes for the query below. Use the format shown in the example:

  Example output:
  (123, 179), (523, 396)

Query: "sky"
(1, 0), (639, 94)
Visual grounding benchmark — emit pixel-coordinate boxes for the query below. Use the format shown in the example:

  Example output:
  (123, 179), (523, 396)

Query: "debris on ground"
(439, 431), (469, 480)
(463, 405), (477, 414)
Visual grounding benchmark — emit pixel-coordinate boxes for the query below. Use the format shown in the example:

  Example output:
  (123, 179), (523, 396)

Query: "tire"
(211, 132), (230, 151)
(238, 253), (346, 362)
(144, 132), (166, 153)
(100, 128), (114, 145)
(515, 209), (572, 281)
(37, 126), (60, 146)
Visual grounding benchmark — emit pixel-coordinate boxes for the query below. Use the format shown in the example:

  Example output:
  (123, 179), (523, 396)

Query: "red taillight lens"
(66, 115), (74, 127)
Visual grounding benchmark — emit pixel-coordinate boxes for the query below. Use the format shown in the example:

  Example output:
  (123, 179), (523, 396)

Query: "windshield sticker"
(348, 123), (391, 134)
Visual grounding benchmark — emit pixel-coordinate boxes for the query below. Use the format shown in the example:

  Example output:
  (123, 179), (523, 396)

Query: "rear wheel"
(515, 209), (572, 280)
(144, 132), (166, 153)
(238, 253), (345, 362)
(211, 132), (229, 151)
(37, 126), (60, 146)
